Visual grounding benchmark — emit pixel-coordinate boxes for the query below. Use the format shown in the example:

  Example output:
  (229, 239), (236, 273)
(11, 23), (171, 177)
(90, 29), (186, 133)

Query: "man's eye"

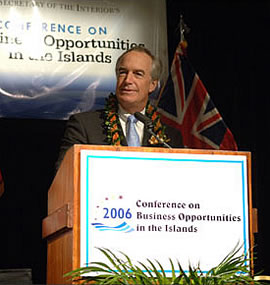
(118, 70), (127, 76)
(135, 72), (144, 77)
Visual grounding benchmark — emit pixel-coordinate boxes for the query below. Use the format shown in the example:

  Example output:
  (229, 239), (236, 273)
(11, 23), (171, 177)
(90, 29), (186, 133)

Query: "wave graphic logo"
(91, 221), (135, 233)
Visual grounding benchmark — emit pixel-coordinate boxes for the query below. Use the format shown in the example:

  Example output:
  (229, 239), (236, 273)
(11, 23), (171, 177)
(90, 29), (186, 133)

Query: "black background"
(0, 1), (269, 283)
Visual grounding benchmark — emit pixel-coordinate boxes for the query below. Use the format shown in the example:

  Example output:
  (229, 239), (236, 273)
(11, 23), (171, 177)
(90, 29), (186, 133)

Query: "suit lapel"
(142, 128), (151, 147)
(119, 124), (128, 146)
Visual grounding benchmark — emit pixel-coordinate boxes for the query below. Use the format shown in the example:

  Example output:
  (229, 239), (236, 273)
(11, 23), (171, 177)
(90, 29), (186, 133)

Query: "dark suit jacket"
(55, 109), (183, 170)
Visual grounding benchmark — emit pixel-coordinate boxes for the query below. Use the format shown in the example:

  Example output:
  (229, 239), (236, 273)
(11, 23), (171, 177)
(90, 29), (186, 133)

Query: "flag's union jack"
(157, 43), (237, 150)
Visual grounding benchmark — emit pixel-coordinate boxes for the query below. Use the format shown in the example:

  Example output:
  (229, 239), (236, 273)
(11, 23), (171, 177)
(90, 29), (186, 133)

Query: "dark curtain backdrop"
(166, 0), (270, 277)
(0, 1), (269, 283)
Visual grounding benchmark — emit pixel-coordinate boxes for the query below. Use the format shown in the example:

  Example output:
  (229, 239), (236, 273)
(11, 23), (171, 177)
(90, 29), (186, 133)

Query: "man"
(55, 46), (183, 170)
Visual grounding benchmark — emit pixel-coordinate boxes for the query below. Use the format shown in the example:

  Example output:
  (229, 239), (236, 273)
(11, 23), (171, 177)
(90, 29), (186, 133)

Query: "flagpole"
(179, 15), (190, 49)
(180, 14), (185, 43)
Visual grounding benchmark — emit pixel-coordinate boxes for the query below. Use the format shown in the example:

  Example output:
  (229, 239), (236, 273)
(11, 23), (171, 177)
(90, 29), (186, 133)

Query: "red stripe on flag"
(182, 77), (206, 132)
(197, 113), (222, 132)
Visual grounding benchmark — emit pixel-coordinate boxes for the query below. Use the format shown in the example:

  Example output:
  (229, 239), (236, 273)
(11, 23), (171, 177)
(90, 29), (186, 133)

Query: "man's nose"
(124, 72), (134, 83)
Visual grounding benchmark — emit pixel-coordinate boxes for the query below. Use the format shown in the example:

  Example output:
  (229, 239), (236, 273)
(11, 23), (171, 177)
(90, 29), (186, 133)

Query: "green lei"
(103, 93), (170, 146)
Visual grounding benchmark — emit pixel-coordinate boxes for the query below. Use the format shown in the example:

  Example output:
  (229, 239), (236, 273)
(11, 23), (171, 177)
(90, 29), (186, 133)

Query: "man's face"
(116, 51), (157, 113)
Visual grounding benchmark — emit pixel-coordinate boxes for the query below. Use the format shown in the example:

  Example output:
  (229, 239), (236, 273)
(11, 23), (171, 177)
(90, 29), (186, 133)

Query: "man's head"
(115, 46), (162, 114)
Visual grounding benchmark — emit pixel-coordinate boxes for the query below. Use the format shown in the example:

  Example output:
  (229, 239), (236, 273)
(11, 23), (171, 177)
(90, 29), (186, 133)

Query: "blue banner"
(0, 0), (167, 119)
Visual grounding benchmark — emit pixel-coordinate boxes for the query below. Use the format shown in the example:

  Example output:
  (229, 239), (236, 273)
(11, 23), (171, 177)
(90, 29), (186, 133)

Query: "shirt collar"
(118, 104), (146, 122)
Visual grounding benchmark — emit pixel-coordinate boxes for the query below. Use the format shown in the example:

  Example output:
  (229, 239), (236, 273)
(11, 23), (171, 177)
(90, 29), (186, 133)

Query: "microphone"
(134, 112), (154, 130)
(134, 112), (172, 149)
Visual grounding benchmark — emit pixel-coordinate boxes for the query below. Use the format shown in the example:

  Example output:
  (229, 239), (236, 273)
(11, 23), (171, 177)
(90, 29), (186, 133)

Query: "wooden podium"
(42, 145), (257, 284)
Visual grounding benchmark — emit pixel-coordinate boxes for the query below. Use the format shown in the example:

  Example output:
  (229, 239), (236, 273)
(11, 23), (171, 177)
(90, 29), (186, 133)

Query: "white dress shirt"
(118, 105), (145, 145)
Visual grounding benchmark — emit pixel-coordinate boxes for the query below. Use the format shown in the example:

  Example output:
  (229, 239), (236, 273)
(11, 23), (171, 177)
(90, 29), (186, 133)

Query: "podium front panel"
(80, 148), (251, 273)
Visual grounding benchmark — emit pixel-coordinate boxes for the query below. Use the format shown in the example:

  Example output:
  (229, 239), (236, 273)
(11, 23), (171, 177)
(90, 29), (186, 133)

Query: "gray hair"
(115, 46), (162, 81)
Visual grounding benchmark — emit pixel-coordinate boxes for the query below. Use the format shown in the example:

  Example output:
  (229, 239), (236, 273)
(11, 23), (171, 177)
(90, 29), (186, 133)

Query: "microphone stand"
(146, 127), (172, 149)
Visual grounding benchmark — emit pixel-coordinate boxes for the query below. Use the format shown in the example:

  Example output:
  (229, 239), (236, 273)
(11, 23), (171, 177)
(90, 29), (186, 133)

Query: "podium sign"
(80, 148), (251, 273)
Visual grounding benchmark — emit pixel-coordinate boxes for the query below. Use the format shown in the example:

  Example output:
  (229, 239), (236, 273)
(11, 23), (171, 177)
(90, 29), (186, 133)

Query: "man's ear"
(149, 80), (158, 93)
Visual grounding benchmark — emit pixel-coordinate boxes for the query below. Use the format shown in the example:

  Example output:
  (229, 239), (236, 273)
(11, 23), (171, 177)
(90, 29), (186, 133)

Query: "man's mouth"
(120, 88), (136, 94)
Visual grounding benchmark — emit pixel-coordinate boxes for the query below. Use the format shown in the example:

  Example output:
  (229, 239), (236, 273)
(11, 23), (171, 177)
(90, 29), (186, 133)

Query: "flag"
(0, 169), (4, 197)
(157, 41), (237, 150)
